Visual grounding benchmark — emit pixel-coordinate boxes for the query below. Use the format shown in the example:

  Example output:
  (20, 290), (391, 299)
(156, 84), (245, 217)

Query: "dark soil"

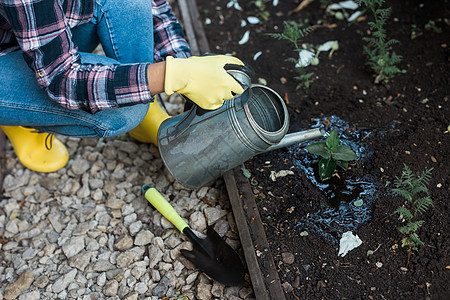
(197, 0), (449, 299)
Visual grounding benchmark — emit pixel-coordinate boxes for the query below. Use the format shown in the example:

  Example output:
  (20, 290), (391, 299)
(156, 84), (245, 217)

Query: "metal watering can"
(157, 67), (324, 189)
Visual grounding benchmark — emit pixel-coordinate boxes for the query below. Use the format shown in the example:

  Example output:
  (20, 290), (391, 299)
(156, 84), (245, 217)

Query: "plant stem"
(406, 248), (411, 268)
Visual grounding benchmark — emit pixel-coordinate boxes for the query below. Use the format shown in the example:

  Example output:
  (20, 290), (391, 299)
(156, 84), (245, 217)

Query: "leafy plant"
(424, 20), (442, 33)
(268, 20), (315, 90)
(392, 164), (434, 267)
(306, 130), (357, 181)
(292, 65), (315, 90)
(251, 0), (270, 21)
(410, 24), (423, 40)
(355, 0), (405, 83)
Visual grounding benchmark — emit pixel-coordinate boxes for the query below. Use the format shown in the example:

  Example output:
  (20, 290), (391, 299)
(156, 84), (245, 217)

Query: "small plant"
(410, 24), (423, 40)
(252, 0), (270, 21)
(268, 20), (315, 90)
(424, 20), (442, 33)
(355, 0), (405, 83)
(392, 164), (434, 267)
(306, 130), (357, 181)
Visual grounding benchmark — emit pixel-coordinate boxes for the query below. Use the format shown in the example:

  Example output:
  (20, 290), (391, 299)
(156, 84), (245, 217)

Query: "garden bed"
(196, 0), (449, 299)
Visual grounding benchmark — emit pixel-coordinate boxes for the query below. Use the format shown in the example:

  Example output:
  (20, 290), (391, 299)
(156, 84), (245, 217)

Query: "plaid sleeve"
(152, 0), (191, 62)
(1, 0), (152, 113)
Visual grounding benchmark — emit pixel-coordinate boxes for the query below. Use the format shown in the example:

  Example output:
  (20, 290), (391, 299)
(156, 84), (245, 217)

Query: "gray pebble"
(282, 252), (295, 265)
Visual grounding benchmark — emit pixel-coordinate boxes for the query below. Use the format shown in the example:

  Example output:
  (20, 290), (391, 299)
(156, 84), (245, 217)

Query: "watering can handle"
(201, 52), (255, 78)
(224, 61), (255, 79)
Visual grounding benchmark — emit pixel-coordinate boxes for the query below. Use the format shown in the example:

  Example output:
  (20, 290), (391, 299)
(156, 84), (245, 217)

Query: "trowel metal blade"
(181, 227), (245, 286)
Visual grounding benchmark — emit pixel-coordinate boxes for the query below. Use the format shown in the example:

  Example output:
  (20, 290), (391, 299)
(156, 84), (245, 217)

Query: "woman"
(0, 0), (244, 172)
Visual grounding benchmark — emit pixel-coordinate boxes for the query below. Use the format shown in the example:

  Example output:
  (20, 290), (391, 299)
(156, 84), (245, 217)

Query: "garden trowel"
(142, 184), (245, 286)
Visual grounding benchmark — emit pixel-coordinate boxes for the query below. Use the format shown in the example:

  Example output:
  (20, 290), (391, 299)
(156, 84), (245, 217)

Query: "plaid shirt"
(0, 0), (190, 113)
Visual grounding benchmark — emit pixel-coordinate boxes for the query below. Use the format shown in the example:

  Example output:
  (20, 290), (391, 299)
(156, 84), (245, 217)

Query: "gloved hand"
(164, 55), (245, 110)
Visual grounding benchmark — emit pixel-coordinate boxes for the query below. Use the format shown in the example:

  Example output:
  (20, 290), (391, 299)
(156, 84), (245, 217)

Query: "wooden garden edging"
(224, 168), (286, 300)
(178, 0), (211, 55)
(177, 1), (286, 299)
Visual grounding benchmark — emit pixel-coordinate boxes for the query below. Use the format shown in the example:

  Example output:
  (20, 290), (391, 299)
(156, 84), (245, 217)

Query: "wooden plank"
(186, 0), (211, 54)
(178, 0), (200, 55)
(230, 167), (286, 300)
(224, 170), (269, 300)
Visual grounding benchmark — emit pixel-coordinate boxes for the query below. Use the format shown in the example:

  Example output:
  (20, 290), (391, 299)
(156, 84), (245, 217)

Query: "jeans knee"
(99, 103), (149, 137)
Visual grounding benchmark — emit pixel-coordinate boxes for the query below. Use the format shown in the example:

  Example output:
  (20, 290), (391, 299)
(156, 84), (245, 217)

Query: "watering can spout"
(264, 127), (325, 153)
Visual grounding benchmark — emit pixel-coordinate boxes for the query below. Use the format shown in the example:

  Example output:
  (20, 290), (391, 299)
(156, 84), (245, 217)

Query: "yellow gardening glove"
(164, 55), (245, 110)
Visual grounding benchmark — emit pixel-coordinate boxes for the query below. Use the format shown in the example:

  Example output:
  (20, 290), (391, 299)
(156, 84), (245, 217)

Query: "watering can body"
(157, 70), (323, 189)
(158, 69), (291, 188)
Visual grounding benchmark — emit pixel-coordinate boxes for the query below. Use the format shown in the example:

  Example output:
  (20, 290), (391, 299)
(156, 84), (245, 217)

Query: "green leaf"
(415, 220), (425, 227)
(318, 158), (336, 181)
(401, 237), (413, 248)
(398, 225), (411, 234)
(405, 222), (420, 232)
(410, 233), (424, 247)
(336, 160), (349, 170)
(395, 207), (413, 220)
(415, 196), (433, 215)
(411, 185), (429, 195)
(326, 130), (339, 150)
(392, 188), (413, 201)
(306, 142), (331, 158)
(332, 145), (357, 161)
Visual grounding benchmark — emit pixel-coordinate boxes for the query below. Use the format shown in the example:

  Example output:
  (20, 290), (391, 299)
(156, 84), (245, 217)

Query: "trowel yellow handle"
(142, 184), (189, 233)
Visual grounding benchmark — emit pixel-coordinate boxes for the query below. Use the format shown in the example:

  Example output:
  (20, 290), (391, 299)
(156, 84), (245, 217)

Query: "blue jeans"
(0, 0), (155, 138)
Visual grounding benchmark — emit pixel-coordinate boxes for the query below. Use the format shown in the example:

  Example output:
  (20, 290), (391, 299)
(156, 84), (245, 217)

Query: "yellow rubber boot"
(128, 100), (170, 146)
(0, 126), (69, 173)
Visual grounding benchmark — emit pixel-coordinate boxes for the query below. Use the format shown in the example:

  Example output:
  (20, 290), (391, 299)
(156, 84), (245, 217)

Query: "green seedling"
(253, 0), (269, 10)
(355, 0), (406, 83)
(424, 20), (442, 33)
(252, 0), (270, 21)
(306, 130), (357, 181)
(268, 20), (315, 90)
(293, 62), (315, 90)
(392, 164), (434, 268)
(410, 24), (423, 40)
(316, 40), (339, 60)
(410, 20), (441, 40)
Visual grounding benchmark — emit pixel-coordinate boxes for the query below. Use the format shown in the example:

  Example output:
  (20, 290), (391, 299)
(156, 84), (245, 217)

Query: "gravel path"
(0, 95), (255, 299)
